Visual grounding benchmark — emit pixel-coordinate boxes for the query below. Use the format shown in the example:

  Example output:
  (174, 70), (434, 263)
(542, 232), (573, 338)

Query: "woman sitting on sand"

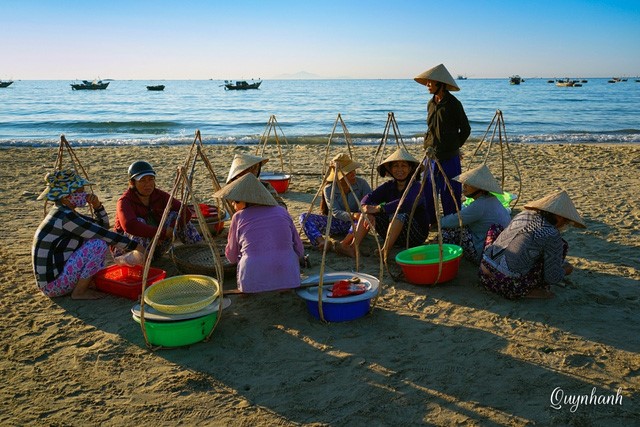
(480, 190), (585, 299)
(214, 173), (304, 293)
(226, 153), (287, 209)
(440, 164), (511, 264)
(299, 153), (371, 249)
(33, 169), (144, 299)
(335, 148), (431, 261)
(113, 160), (202, 260)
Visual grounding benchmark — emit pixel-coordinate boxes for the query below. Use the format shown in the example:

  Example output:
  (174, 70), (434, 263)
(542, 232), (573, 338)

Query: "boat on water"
(555, 78), (578, 87)
(0, 80), (14, 88)
(71, 79), (109, 90)
(146, 85), (165, 91)
(509, 75), (522, 85)
(224, 79), (261, 90)
(457, 74), (467, 80)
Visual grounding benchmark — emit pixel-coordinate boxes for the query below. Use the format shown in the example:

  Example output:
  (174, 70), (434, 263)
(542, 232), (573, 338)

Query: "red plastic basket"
(95, 265), (166, 300)
(187, 204), (226, 235)
(260, 174), (291, 193)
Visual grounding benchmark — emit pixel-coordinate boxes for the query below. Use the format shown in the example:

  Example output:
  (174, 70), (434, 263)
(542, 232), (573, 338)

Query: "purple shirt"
(225, 205), (304, 293)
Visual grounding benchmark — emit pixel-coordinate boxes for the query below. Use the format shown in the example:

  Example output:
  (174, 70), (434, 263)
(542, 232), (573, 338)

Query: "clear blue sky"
(3, 0), (639, 80)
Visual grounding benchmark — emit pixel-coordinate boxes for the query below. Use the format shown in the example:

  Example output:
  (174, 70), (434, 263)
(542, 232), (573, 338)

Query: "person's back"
(444, 194), (511, 255)
(227, 205), (303, 293)
(484, 210), (564, 283)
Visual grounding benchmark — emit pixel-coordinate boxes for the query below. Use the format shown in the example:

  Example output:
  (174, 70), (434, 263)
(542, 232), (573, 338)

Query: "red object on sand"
(329, 280), (367, 298)
(95, 265), (166, 300)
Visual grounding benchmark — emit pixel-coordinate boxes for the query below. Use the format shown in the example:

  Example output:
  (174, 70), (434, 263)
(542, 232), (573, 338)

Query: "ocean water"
(1, 78), (639, 147)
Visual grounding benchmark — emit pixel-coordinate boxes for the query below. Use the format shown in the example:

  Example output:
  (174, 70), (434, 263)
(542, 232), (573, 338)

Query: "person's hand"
(362, 205), (379, 214)
(87, 193), (102, 209)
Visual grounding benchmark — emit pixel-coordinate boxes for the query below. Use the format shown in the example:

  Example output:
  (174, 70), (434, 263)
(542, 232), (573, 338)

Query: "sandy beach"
(1, 142), (639, 426)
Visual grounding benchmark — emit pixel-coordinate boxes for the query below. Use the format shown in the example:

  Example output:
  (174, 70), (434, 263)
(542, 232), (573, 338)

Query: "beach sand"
(1, 142), (639, 425)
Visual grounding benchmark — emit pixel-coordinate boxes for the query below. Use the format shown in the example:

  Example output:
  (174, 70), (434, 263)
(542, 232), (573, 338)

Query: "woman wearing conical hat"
(299, 153), (371, 249)
(480, 190), (586, 299)
(335, 148), (431, 261)
(214, 173), (304, 293)
(226, 153), (287, 209)
(440, 165), (512, 263)
(33, 169), (145, 299)
(414, 63), (471, 219)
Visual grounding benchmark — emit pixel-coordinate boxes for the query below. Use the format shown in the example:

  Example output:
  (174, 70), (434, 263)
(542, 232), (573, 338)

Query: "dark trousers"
(424, 155), (462, 219)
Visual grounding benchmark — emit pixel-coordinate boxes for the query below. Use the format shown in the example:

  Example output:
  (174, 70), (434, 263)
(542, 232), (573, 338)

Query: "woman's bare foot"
(71, 288), (105, 300)
(334, 242), (356, 258)
(340, 234), (354, 246)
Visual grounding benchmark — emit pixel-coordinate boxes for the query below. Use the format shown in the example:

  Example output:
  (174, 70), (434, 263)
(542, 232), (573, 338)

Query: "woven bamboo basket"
(172, 243), (236, 277)
(144, 274), (220, 314)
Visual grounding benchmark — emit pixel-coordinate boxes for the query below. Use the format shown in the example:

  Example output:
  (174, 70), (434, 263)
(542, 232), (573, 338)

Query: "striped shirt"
(32, 204), (137, 289)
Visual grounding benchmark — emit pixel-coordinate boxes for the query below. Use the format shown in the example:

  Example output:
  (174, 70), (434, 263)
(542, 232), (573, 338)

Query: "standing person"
(114, 160), (202, 260)
(480, 190), (585, 299)
(226, 153), (287, 209)
(440, 165), (512, 263)
(299, 153), (371, 249)
(214, 173), (304, 293)
(414, 63), (471, 219)
(33, 169), (144, 299)
(335, 148), (431, 261)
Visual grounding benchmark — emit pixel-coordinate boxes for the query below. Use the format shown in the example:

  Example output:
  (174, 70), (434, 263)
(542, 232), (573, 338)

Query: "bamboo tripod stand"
(300, 115), (385, 322)
(368, 113), (463, 283)
(138, 130), (226, 349)
(256, 115), (292, 179)
(322, 113), (355, 177)
(467, 110), (522, 209)
(43, 135), (95, 216)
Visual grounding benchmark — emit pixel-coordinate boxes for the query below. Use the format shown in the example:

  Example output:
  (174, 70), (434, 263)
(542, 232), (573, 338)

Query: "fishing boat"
(224, 79), (261, 90)
(71, 79), (109, 90)
(555, 78), (577, 87)
(457, 74), (467, 80)
(146, 85), (165, 91)
(509, 75), (522, 85)
(0, 80), (14, 88)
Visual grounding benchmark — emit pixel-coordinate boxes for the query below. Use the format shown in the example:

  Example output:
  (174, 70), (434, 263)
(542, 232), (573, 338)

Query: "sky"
(2, 0), (639, 80)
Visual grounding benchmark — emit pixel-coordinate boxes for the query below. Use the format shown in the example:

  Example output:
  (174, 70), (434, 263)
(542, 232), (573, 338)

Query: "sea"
(1, 78), (639, 148)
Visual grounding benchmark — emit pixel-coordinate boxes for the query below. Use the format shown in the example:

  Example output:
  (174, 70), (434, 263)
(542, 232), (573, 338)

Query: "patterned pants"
(299, 213), (353, 246)
(373, 212), (428, 248)
(479, 237), (569, 299)
(442, 224), (504, 264)
(42, 239), (108, 297)
(112, 211), (202, 259)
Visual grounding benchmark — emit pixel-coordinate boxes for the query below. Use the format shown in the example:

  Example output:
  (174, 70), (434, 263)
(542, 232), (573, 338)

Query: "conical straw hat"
(414, 63), (460, 92)
(326, 153), (362, 181)
(226, 153), (269, 183)
(454, 165), (503, 194)
(524, 190), (586, 228)
(214, 173), (277, 206)
(377, 148), (420, 177)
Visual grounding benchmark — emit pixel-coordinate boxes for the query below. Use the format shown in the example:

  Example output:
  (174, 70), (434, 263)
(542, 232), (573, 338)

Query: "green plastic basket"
(395, 244), (463, 265)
